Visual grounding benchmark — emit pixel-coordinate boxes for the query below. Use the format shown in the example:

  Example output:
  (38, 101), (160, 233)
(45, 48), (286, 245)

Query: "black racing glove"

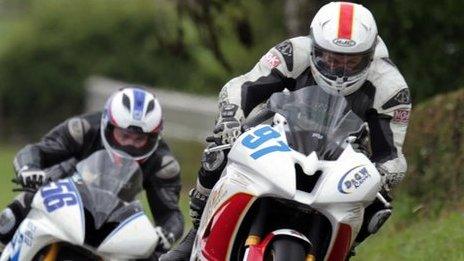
(154, 226), (175, 253)
(16, 166), (49, 190)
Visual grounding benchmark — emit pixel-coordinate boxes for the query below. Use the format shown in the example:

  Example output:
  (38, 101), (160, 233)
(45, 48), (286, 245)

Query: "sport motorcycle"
(191, 86), (390, 261)
(1, 150), (161, 260)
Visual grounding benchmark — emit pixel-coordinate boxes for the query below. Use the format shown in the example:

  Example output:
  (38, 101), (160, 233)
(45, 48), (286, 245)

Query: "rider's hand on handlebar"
(376, 163), (405, 192)
(16, 166), (49, 190)
(154, 226), (175, 253)
(208, 117), (242, 146)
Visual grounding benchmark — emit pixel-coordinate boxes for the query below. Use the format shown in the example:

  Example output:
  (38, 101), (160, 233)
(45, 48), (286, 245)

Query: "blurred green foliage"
(0, 0), (195, 136)
(402, 87), (464, 216)
(0, 0), (286, 137)
(357, 0), (464, 102)
(356, 211), (464, 260)
(0, 0), (463, 138)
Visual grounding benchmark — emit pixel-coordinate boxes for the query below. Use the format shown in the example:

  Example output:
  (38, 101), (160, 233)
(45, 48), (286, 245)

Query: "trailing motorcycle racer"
(162, 2), (411, 260)
(0, 87), (184, 257)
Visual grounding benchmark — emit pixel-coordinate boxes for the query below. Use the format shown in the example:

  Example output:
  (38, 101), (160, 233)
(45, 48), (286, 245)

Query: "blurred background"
(0, 0), (463, 259)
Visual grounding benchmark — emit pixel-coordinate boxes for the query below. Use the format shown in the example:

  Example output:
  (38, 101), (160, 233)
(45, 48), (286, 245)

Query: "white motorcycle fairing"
(1, 178), (158, 261)
(97, 212), (158, 259)
(191, 123), (381, 261)
(1, 179), (85, 261)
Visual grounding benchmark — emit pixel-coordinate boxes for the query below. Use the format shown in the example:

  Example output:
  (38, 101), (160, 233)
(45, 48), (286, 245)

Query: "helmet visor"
(312, 45), (373, 79)
(105, 125), (159, 158)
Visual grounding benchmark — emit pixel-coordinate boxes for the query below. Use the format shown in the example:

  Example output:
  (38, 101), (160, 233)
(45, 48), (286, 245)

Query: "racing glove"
(376, 162), (405, 191)
(154, 226), (175, 253)
(15, 159), (77, 190)
(17, 166), (49, 189)
(210, 104), (243, 145)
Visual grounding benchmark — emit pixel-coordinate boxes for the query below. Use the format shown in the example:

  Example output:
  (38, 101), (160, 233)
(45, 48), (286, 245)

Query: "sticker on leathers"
(392, 109), (410, 124)
(263, 53), (281, 69)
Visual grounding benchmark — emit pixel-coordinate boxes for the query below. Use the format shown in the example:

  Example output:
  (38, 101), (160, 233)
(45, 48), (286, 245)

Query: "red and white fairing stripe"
(200, 193), (254, 260)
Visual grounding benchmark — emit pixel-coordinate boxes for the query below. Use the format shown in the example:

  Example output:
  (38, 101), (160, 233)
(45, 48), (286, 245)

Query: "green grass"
(0, 144), (19, 207)
(162, 138), (204, 230)
(355, 212), (464, 260)
(167, 138), (204, 188)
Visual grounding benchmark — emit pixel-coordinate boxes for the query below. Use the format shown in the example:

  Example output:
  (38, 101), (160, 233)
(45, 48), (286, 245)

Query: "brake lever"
(376, 192), (391, 208)
(12, 187), (38, 193)
(204, 144), (232, 154)
(10, 178), (39, 193)
(11, 178), (21, 185)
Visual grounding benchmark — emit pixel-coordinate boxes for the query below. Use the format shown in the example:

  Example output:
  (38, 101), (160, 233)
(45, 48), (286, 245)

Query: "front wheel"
(33, 243), (101, 261)
(265, 238), (306, 261)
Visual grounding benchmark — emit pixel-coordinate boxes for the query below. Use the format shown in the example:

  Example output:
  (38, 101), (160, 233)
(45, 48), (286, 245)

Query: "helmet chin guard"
(309, 55), (369, 96)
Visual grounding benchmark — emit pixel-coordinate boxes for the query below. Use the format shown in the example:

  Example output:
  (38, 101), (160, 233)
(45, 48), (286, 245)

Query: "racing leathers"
(203, 35), (411, 193)
(0, 112), (184, 249)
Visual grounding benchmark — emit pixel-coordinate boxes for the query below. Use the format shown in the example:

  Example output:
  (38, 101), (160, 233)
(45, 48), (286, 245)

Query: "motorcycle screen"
(74, 150), (143, 228)
(269, 86), (364, 159)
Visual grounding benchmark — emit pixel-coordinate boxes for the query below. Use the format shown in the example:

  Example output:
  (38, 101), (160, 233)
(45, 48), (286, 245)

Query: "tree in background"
(0, 0), (462, 139)
(178, 0), (464, 102)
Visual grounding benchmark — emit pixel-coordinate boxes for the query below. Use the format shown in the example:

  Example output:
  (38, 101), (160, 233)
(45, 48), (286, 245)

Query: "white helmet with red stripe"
(101, 87), (163, 161)
(309, 2), (378, 95)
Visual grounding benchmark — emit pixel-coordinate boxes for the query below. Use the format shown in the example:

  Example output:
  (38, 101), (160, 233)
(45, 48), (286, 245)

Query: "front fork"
(244, 200), (268, 247)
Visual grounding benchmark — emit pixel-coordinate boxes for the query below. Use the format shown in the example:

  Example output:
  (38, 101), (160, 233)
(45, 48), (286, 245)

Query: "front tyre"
(265, 238), (306, 261)
(34, 243), (100, 261)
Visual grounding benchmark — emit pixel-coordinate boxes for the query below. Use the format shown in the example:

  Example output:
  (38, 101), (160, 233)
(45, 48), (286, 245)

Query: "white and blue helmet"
(101, 87), (163, 161)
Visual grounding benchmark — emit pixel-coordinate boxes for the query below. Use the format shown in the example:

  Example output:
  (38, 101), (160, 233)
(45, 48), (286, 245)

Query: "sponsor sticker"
(393, 109), (410, 124)
(276, 40), (293, 57)
(263, 52), (281, 68)
(338, 166), (371, 194)
(381, 88), (411, 110)
(394, 89), (411, 104)
(333, 38), (356, 47)
(275, 40), (293, 71)
(24, 222), (36, 246)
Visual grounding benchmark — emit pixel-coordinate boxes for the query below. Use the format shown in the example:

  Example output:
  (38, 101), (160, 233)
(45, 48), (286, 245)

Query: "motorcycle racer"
(162, 2), (411, 260)
(0, 87), (184, 257)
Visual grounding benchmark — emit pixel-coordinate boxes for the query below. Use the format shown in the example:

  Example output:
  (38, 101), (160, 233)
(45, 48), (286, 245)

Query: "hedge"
(402, 88), (464, 216)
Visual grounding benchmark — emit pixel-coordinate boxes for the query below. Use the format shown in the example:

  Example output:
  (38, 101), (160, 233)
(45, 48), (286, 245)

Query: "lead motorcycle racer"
(162, 2), (411, 260)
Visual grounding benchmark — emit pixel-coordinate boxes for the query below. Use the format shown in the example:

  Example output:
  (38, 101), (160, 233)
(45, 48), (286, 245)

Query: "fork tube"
(245, 200), (269, 246)
(43, 243), (59, 261)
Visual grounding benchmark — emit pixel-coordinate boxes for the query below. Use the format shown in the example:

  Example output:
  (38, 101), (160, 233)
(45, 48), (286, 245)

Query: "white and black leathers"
(218, 35), (411, 188)
(159, 35), (412, 261)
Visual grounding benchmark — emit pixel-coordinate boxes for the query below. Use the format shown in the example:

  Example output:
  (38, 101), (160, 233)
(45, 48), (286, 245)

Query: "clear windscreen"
(75, 150), (143, 228)
(269, 86), (364, 159)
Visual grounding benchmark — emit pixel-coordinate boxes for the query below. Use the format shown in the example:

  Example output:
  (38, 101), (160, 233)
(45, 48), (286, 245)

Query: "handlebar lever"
(204, 144), (232, 154)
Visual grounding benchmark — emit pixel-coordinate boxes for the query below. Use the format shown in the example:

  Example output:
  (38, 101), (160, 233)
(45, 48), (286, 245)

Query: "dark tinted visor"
(312, 45), (373, 79)
(105, 125), (159, 158)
